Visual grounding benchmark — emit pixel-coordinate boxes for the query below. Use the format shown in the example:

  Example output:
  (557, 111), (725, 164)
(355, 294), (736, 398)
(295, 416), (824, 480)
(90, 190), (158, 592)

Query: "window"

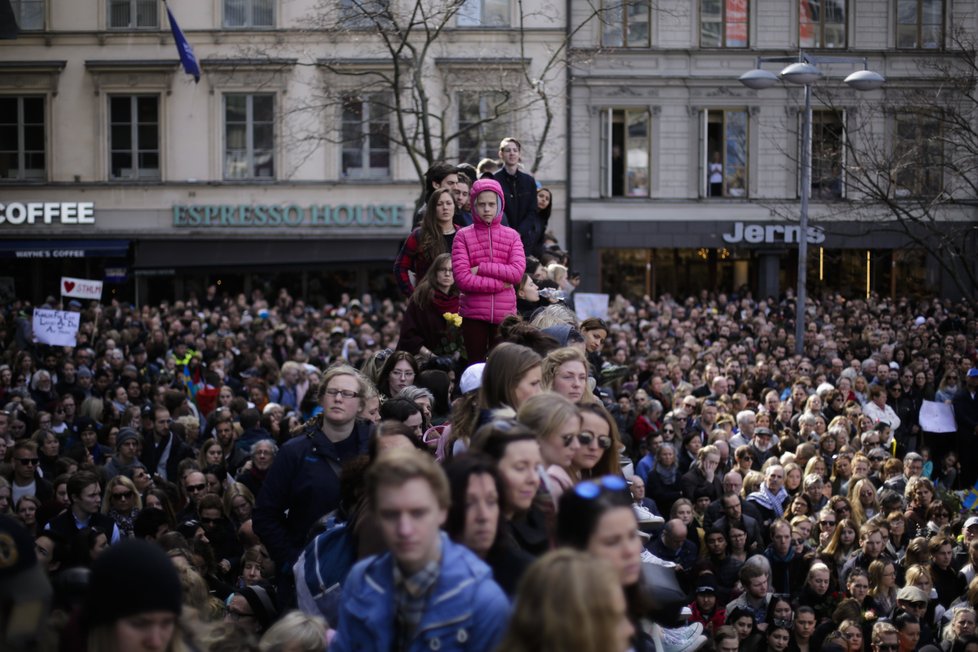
(109, 96), (160, 180)
(602, 0), (650, 47)
(0, 96), (45, 180)
(10, 0), (44, 30)
(700, 0), (748, 47)
(457, 0), (509, 27)
(224, 0), (273, 28)
(457, 91), (511, 166)
(893, 112), (942, 197)
(341, 94), (391, 179)
(224, 94), (274, 179)
(338, 0), (389, 28)
(704, 109), (748, 197)
(799, 0), (845, 48)
(809, 110), (845, 200)
(896, 0), (943, 49)
(599, 108), (650, 197)
(108, 0), (158, 28)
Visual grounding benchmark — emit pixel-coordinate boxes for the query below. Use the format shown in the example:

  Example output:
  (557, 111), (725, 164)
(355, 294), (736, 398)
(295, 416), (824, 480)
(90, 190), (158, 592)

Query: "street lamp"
(739, 53), (884, 355)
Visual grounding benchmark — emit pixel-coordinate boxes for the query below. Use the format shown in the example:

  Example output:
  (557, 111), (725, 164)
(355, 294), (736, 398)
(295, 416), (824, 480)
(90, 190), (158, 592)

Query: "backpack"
(293, 513), (355, 624)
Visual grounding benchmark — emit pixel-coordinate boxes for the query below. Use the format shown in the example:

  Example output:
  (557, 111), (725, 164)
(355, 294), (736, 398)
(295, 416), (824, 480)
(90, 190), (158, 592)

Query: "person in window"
(709, 151), (724, 196)
(492, 137), (543, 257)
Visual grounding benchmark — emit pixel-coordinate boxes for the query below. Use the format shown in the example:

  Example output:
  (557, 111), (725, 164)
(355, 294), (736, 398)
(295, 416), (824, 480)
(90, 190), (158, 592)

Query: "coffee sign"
(722, 222), (826, 245)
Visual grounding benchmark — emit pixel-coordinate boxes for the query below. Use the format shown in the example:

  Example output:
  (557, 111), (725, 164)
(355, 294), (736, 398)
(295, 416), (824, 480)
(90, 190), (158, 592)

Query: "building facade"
(0, 0), (567, 305)
(567, 0), (978, 302)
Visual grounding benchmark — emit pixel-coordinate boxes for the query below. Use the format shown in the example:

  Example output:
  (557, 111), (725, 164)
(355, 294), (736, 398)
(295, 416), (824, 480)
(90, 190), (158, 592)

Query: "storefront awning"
(0, 239), (130, 259)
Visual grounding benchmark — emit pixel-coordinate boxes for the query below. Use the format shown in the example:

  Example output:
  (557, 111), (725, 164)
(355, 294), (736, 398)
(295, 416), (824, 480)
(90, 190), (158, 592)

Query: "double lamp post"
(738, 54), (884, 355)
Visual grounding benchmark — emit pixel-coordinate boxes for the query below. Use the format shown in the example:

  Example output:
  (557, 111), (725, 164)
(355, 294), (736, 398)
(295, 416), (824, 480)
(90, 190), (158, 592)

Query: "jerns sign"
(721, 222), (826, 245)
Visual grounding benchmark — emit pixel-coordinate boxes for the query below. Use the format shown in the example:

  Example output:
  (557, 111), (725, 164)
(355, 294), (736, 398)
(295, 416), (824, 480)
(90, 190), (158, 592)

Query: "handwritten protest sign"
(919, 400), (957, 433)
(60, 276), (103, 301)
(32, 309), (80, 347)
(574, 293), (610, 321)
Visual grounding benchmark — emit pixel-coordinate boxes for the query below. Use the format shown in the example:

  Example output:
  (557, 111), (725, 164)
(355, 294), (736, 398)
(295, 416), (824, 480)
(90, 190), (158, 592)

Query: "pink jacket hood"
(469, 178), (506, 226)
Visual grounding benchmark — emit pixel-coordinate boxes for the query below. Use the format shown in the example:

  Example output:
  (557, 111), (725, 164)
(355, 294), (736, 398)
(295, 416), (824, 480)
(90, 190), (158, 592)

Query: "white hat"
(965, 516), (978, 530)
(914, 316), (926, 326)
(459, 363), (486, 395)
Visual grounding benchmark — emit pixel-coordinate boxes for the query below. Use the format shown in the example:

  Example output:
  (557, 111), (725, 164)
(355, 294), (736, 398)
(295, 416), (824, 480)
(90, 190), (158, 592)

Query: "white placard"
(32, 309), (80, 347)
(60, 276), (103, 300)
(919, 400), (957, 433)
(573, 293), (610, 321)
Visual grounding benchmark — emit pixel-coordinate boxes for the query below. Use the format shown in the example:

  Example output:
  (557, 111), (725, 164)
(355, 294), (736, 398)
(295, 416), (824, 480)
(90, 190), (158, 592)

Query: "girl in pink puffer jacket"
(452, 178), (526, 362)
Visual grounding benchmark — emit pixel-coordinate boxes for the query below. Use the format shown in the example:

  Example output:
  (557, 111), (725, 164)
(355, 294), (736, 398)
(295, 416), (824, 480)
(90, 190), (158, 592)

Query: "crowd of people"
(1, 141), (978, 652)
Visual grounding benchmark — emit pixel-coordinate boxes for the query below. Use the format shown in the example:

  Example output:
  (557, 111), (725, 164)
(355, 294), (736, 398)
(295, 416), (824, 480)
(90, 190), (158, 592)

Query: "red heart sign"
(64, 281), (75, 293)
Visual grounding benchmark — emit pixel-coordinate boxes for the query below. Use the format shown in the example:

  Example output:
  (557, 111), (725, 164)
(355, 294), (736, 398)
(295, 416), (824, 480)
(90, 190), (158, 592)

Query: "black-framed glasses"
(16, 457), (39, 466)
(186, 483), (206, 493)
(576, 431), (612, 449)
(325, 388), (359, 400)
(574, 475), (627, 499)
(112, 490), (134, 500)
(876, 644), (899, 651)
(821, 520), (837, 527)
(200, 517), (222, 525)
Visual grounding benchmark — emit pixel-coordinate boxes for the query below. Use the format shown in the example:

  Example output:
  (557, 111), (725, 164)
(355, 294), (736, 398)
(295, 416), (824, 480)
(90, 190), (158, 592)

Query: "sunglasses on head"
(573, 475), (627, 499)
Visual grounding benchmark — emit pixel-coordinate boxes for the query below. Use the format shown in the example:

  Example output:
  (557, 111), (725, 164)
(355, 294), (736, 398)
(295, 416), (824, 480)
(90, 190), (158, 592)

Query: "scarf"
(653, 461), (678, 485)
(748, 484), (789, 518)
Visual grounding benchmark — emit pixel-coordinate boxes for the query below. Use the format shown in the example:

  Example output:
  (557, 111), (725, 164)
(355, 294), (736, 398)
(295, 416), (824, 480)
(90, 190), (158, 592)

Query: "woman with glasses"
(935, 370), (960, 404)
(924, 501), (952, 537)
(734, 445), (755, 477)
(397, 253), (462, 361)
(836, 618), (865, 652)
(573, 403), (623, 479)
(253, 365), (374, 579)
(850, 478), (881, 527)
(884, 511), (909, 561)
(375, 351), (419, 400)
(102, 475), (142, 538)
(516, 392), (582, 505)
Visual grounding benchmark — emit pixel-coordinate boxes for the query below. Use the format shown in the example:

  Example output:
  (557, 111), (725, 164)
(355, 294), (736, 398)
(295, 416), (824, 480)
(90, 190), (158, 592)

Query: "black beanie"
(85, 540), (182, 627)
(238, 585), (278, 631)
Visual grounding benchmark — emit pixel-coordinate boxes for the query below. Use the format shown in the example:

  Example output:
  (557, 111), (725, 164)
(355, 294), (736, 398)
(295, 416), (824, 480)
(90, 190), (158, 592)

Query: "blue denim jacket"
(330, 533), (509, 652)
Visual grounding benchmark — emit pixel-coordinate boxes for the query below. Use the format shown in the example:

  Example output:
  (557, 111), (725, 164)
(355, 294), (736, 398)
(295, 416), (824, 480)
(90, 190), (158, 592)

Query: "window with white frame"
(341, 93), (391, 179)
(700, 0), (748, 47)
(599, 108), (651, 197)
(108, 0), (158, 28)
(0, 96), (45, 180)
(601, 0), (650, 47)
(457, 0), (509, 27)
(109, 95), (160, 180)
(896, 0), (943, 49)
(224, 0), (274, 28)
(10, 0), (44, 30)
(224, 94), (275, 180)
(457, 91), (511, 166)
(892, 111), (942, 197)
(703, 109), (748, 197)
(799, 0), (845, 48)
(809, 110), (845, 200)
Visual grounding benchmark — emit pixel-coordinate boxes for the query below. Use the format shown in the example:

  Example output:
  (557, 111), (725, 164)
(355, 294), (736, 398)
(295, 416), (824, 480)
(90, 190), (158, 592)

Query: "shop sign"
(0, 202), (95, 225)
(721, 221), (825, 245)
(172, 204), (406, 228)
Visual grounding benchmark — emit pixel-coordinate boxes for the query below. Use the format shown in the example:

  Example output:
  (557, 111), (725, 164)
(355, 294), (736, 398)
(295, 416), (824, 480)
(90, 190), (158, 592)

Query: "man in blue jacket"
(331, 448), (509, 652)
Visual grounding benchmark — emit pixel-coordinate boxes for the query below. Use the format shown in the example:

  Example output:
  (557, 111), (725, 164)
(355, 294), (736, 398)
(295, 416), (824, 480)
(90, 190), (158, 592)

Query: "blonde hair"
(517, 392), (581, 450)
(260, 610), (329, 652)
(497, 549), (625, 652)
(101, 475), (143, 513)
(541, 347), (594, 404)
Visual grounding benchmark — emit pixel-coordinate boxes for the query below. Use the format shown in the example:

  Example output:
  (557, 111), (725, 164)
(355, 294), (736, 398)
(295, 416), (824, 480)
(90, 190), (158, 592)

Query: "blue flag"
(166, 4), (201, 83)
